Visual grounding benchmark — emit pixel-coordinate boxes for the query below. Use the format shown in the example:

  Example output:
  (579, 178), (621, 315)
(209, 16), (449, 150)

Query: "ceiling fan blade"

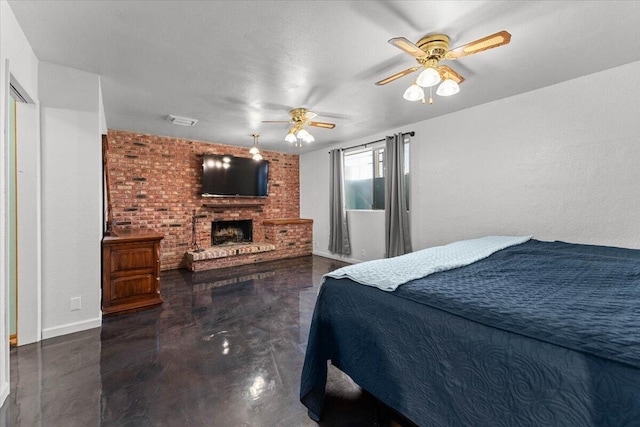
(375, 66), (420, 86)
(261, 120), (291, 124)
(445, 30), (511, 60)
(388, 37), (425, 58)
(304, 111), (318, 120)
(309, 121), (336, 129)
(437, 65), (465, 84)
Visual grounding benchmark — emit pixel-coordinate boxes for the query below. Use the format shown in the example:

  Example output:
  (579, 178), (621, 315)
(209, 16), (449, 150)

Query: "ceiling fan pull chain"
(429, 87), (434, 105)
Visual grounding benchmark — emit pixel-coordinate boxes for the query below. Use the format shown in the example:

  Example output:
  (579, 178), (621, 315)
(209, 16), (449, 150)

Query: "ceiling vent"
(167, 115), (198, 126)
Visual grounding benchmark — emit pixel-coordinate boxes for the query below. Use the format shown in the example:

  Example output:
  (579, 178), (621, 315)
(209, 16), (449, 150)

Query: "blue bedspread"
(300, 239), (640, 426)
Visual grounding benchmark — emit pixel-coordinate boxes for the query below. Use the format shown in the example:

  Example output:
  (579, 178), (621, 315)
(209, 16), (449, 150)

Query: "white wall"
(0, 0), (40, 407)
(39, 62), (102, 339)
(300, 148), (333, 257)
(301, 59), (640, 262)
(99, 78), (107, 135)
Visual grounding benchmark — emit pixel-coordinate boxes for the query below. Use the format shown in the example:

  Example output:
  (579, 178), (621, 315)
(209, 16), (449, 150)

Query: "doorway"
(8, 94), (17, 346)
(6, 79), (40, 347)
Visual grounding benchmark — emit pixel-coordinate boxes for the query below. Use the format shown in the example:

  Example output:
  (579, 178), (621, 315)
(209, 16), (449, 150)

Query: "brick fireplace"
(185, 218), (313, 272)
(212, 220), (253, 245)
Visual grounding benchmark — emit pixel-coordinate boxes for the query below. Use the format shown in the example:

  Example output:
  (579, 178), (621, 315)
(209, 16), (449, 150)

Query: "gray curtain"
(328, 149), (351, 255)
(385, 133), (412, 257)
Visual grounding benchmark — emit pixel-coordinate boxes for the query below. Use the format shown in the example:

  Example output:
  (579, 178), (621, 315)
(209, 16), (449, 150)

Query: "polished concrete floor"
(1, 255), (411, 426)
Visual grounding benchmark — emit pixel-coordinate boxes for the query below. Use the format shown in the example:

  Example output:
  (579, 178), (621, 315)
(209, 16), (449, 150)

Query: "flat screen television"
(201, 154), (269, 197)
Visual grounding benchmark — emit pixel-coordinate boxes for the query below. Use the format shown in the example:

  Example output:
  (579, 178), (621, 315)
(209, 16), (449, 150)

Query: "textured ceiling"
(8, 1), (640, 153)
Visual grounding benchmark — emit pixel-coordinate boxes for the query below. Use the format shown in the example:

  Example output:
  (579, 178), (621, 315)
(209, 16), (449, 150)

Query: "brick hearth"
(185, 243), (276, 271)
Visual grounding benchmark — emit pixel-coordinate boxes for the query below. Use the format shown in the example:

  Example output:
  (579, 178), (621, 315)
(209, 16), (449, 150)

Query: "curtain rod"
(329, 131), (415, 153)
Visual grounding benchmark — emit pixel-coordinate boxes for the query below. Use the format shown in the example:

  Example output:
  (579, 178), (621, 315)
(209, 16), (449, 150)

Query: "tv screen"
(201, 154), (269, 197)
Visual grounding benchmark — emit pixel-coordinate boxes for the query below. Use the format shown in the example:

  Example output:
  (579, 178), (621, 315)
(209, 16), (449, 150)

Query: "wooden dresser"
(102, 229), (164, 316)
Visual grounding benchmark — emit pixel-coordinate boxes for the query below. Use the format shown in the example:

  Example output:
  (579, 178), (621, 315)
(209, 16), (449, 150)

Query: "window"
(344, 142), (409, 210)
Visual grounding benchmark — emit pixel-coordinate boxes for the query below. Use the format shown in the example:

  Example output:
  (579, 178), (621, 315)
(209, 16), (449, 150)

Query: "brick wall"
(264, 221), (313, 259)
(106, 129), (304, 270)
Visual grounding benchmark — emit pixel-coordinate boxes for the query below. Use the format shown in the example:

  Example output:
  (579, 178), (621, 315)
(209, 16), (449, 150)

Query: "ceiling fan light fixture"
(263, 108), (335, 144)
(403, 83), (425, 101)
(284, 131), (297, 143)
(416, 67), (441, 88)
(436, 78), (460, 96)
(296, 128), (311, 140)
(249, 133), (261, 157)
(252, 153), (263, 161)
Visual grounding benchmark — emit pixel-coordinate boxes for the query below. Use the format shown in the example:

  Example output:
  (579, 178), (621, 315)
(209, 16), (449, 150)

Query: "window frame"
(343, 141), (410, 211)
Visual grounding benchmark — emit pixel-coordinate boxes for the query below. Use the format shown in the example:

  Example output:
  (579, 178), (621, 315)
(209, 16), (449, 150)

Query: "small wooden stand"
(102, 229), (164, 316)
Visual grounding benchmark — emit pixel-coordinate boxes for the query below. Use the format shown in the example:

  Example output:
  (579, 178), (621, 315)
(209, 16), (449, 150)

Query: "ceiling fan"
(262, 108), (336, 144)
(376, 30), (511, 103)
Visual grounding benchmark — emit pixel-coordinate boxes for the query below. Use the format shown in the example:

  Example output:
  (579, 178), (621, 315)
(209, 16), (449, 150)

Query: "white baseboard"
(312, 250), (362, 264)
(0, 380), (9, 408)
(41, 317), (102, 340)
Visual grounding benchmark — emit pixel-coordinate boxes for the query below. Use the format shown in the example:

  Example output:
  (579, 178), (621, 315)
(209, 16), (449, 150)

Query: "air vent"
(167, 115), (198, 126)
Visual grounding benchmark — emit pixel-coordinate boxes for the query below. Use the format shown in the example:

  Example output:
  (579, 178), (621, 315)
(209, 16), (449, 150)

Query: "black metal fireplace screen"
(211, 220), (253, 245)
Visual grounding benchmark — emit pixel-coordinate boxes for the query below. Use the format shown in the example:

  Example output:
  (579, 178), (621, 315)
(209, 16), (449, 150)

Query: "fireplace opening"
(212, 220), (253, 246)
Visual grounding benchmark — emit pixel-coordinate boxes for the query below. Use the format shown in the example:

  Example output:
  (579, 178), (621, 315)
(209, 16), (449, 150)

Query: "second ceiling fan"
(262, 108), (335, 144)
(376, 30), (511, 103)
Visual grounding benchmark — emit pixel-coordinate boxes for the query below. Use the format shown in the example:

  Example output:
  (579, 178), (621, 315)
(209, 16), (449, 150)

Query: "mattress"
(300, 239), (640, 426)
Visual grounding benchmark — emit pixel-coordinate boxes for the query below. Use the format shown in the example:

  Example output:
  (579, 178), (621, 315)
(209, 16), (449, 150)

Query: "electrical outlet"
(70, 297), (81, 311)
(361, 249), (366, 257)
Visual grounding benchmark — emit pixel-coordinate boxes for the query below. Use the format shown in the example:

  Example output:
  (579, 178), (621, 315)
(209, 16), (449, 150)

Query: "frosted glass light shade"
(252, 153), (263, 161)
(303, 133), (315, 143)
(296, 128), (310, 139)
(285, 132), (297, 143)
(403, 83), (424, 101)
(416, 67), (441, 87)
(249, 146), (259, 155)
(436, 78), (460, 96)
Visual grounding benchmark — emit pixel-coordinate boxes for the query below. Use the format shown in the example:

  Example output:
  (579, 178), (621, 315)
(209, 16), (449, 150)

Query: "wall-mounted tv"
(201, 154), (269, 197)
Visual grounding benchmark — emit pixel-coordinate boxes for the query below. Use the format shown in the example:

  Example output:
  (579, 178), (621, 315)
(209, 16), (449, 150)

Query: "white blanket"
(323, 235), (533, 292)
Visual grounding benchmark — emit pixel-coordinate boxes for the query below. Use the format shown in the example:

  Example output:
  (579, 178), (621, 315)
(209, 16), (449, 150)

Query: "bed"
(300, 237), (640, 426)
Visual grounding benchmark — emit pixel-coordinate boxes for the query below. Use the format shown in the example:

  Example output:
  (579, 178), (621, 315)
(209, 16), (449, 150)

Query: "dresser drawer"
(110, 274), (158, 302)
(110, 244), (155, 272)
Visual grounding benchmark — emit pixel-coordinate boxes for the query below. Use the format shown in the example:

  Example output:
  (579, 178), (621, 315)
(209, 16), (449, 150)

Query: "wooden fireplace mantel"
(202, 202), (265, 209)
(262, 218), (313, 225)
